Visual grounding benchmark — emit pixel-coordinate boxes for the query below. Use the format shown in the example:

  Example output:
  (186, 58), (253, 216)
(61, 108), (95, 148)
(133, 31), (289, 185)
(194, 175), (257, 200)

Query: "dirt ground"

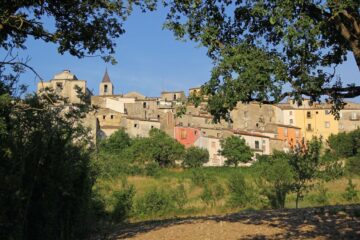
(106, 205), (360, 240)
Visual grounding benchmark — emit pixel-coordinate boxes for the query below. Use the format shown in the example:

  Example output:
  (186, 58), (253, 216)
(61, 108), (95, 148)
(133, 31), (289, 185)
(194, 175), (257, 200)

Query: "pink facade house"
(174, 126), (200, 148)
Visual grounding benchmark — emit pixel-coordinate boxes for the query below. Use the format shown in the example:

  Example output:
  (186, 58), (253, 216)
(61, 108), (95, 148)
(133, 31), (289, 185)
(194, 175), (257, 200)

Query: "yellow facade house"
(276, 99), (338, 141)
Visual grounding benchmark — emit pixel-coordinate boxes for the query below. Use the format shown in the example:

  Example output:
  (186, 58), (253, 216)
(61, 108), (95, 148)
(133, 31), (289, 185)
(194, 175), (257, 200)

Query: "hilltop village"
(38, 70), (360, 166)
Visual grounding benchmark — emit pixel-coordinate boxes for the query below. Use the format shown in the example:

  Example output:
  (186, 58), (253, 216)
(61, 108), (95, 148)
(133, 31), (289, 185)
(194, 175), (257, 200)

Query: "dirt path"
(106, 205), (360, 240)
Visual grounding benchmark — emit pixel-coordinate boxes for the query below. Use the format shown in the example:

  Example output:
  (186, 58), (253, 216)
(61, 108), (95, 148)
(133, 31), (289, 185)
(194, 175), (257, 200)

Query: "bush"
(182, 146), (209, 168)
(312, 184), (329, 205)
(112, 185), (136, 222)
(200, 183), (225, 207)
(346, 155), (360, 176)
(227, 171), (255, 208)
(135, 188), (173, 217)
(170, 183), (188, 209)
(145, 162), (161, 177)
(343, 179), (359, 202)
(190, 169), (213, 187)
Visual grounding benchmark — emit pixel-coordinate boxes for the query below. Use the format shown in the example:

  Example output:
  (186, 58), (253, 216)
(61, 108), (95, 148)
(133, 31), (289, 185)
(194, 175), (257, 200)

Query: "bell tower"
(99, 69), (114, 95)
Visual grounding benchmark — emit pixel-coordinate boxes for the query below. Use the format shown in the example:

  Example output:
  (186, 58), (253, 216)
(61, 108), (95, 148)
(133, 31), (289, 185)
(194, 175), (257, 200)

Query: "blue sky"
(9, 6), (360, 99)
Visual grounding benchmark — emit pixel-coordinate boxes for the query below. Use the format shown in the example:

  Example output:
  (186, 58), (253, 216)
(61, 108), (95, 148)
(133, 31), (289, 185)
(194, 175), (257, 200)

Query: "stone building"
(161, 91), (186, 102)
(37, 70), (92, 104)
(338, 102), (360, 133)
(230, 102), (276, 131)
(123, 117), (161, 138)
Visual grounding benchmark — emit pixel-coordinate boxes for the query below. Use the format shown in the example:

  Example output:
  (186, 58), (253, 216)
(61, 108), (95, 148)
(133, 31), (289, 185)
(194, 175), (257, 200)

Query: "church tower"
(99, 69), (114, 95)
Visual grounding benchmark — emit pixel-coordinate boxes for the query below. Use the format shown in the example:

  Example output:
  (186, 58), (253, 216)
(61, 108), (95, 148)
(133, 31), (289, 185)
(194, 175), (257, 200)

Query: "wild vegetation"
(91, 128), (360, 230)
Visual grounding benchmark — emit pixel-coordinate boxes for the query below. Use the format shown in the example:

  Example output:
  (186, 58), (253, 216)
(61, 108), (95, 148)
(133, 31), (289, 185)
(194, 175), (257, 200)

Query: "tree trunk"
(295, 192), (300, 209)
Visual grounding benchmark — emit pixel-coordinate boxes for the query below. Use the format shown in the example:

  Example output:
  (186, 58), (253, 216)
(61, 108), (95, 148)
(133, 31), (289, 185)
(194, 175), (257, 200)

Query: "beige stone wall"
(124, 118), (161, 137)
(37, 79), (87, 104)
(161, 91), (186, 101)
(95, 108), (123, 129)
(339, 109), (360, 132)
(230, 103), (276, 131)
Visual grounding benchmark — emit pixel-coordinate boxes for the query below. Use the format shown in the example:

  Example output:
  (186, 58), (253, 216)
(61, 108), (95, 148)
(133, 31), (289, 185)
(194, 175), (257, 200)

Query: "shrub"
(135, 188), (173, 217)
(190, 169), (213, 187)
(112, 185), (136, 222)
(100, 128), (131, 154)
(182, 146), (209, 168)
(226, 171), (255, 208)
(170, 183), (188, 209)
(200, 183), (225, 207)
(346, 155), (360, 176)
(343, 179), (359, 202)
(312, 184), (329, 205)
(145, 162), (161, 177)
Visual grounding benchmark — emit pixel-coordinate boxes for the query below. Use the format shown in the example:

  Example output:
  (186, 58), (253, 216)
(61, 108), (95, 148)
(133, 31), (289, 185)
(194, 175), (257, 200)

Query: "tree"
(0, 1), (157, 63)
(182, 146), (209, 168)
(255, 152), (294, 209)
(163, 0), (360, 121)
(0, 90), (96, 239)
(100, 128), (131, 155)
(289, 138), (322, 209)
(219, 136), (253, 167)
(147, 128), (185, 167)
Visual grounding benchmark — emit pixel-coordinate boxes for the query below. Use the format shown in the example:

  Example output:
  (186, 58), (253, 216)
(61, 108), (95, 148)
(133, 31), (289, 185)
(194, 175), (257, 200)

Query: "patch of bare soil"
(105, 205), (360, 240)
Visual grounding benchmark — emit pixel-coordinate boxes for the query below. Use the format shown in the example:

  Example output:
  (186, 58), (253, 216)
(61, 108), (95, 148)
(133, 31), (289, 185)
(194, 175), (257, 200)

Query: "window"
(134, 124), (138, 128)
(351, 112), (358, 120)
(307, 124), (312, 131)
(181, 130), (187, 139)
(110, 115), (114, 119)
(151, 125), (154, 129)
(124, 108), (128, 114)
(173, 94), (177, 100)
(104, 84), (108, 93)
(194, 130), (197, 135)
(56, 82), (63, 91)
(325, 121), (330, 128)
(289, 119), (293, 124)
(157, 115), (160, 119)
(306, 111), (311, 118)
(179, 122), (183, 126)
(102, 115), (106, 120)
(202, 131), (206, 135)
(143, 102), (147, 108)
(289, 111), (292, 116)
(255, 141), (260, 149)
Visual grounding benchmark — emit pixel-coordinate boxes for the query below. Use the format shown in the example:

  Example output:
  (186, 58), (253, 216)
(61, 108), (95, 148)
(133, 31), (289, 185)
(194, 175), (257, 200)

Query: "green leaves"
(219, 136), (253, 166)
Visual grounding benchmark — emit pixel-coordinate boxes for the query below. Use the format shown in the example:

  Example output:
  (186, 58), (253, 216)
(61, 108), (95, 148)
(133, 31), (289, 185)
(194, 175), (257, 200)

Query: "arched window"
(104, 84), (108, 93)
